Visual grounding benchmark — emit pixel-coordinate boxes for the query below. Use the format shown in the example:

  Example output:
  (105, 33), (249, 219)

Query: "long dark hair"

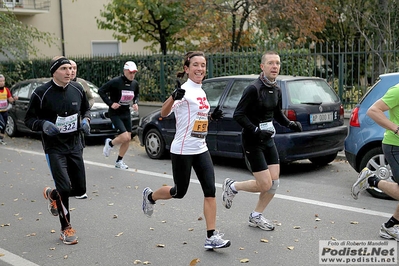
(176, 51), (206, 79)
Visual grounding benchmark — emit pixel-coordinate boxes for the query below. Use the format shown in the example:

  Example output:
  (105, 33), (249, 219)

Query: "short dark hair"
(176, 51), (206, 78)
(261, 51), (279, 64)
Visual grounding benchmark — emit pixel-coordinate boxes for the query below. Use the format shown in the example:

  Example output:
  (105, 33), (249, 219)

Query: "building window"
(2, 0), (23, 8)
(92, 41), (120, 56)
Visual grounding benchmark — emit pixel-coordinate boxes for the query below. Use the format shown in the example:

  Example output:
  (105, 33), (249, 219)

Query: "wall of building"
(16, 0), (147, 58)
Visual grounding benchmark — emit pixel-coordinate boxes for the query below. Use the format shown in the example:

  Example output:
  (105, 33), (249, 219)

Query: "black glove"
(288, 121), (303, 132)
(171, 79), (185, 100)
(210, 105), (224, 121)
(254, 127), (274, 139)
(81, 118), (91, 135)
(42, 121), (60, 136)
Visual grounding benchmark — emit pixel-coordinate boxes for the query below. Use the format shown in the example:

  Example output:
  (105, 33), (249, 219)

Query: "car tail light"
(340, 104), (344, 119)
(284, 109), (297, 121)
(349, 107), (360, 127)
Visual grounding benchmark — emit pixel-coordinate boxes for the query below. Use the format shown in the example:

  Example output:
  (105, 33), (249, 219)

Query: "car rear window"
(13, 83), (32, 99)
(223, 79), (254, 109)
(286, 79), (339, 104)
(203, 80), (229, 107)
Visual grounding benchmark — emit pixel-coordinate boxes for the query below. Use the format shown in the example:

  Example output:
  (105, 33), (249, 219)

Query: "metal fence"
(2, 40), (399, 110)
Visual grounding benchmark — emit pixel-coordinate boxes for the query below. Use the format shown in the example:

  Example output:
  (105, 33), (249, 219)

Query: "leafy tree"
(253, 0), (334, 47)
(348, 0), (399, 72)
(96, 0), (187, 55)
(178, 0), (334, 52)
(314, 0), (399, 85)
(0, 12), (56, 61)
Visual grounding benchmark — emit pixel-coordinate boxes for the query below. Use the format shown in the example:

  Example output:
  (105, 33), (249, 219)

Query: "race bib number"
(120, 90), (134, 105)
(56, 114), (78, 133)
(191, 113), (208, 138)
(0, 99), (7, 110)
(259, 121), (276, 137)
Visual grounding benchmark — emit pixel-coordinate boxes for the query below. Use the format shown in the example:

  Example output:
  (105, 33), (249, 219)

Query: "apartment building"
(1, 0), (147, 58)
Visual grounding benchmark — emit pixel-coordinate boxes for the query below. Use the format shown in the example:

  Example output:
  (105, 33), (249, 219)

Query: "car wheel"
(359, 147), (394, 200)
(309, 152), (337, 166)
(144, 128), (165, 159)
(5, 115), (18, 137)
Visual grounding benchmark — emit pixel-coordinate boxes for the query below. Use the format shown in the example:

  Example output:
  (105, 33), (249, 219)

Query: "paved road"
(0, 136), (397, 266)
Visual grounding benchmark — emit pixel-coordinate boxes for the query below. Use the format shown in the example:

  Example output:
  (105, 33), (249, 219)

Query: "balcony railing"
(0, 0), (51, 14)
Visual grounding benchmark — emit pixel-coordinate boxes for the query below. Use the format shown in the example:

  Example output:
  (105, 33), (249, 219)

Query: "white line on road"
(0, 248), (41, 266)
(1, 147), (392, 265)
(5, 147), (393, 219)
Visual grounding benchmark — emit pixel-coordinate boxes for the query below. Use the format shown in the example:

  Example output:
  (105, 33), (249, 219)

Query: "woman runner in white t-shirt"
(142, 51), (230, 250)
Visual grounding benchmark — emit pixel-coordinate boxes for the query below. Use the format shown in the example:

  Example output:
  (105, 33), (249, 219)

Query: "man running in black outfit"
(25, 56), (91, 245)
(99, 61), (139, 169)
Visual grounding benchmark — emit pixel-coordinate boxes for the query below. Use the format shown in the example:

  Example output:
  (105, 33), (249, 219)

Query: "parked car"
(345, 72), (399, 199)
(138, 75), (347, 169)
(5, 78), (139, 139)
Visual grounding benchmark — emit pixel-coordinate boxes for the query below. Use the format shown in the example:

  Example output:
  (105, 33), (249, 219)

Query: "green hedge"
(0, 49), (331, 102)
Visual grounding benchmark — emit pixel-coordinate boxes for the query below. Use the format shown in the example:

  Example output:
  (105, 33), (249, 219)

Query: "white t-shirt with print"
(170, 78), (210, 155)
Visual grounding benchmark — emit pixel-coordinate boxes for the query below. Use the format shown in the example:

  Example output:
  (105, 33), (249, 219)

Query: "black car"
(5, 78), (139, 138)
(138, 75), (347, 169)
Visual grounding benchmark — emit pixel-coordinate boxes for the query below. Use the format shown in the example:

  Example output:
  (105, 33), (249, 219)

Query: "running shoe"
(379, 224), (399, 241)
(115, 160), (129, 169)
(351, 167), (373, 200)
(204, 231), (231, 250)
(0, 138), (6, 145)
(43, 187), (58, 216)
(248, 213), (275, 231)
(103, 138), (113, 157)
(75, 193), (88, 199)
(142, 187), (154, 217)
(60, 226), (78, 245)
(221, 178), (236, 209)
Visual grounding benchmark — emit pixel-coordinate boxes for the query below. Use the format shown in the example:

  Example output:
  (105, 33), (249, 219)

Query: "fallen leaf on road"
(240, 258), (249, 263)
(115, 232), (123, 237)
(260, 239), (269, 243)
(156, 244), (165, 248)
(190, 258), (200, 265)
(287, 246), (294, 250)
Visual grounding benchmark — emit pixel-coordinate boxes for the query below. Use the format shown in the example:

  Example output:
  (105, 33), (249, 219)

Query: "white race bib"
(120, 90), (134, 105)
(56, 114), (78, 133)
(0, 99), (7, 110)
(259, 121), (276, 137)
